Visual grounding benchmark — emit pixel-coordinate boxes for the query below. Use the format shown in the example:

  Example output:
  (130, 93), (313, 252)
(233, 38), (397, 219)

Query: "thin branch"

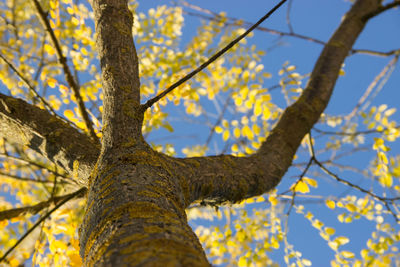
(142, 0), (288, 110)
(383, 202), (399, 223)
(313, 126), (400, 136)
(0, 153), (72, 181)
(31, 0), (98, 143)
(0, 187), (86, 263)
(286, 0), (294, 33)
(0, 187), (86, 221)
(0, 54), (56, 114)
(314, 158), (399, 202)
(0, 171), (66, 184)
(286, 155), (314, 216)
(345, 55), (399, 121)
(364, 0), (400, 20)
(181, 3), (399, 57)
(306, 132), (400, 203)
(307, 130), (400, 221)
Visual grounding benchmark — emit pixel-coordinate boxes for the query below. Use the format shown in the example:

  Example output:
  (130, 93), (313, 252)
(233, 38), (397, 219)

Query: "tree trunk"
(79, 145), (209, 266)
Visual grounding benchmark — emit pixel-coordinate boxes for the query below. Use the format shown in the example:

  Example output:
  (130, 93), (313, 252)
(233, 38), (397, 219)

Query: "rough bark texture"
(0, 93), (98, 185)
(0, 0), (384, 265)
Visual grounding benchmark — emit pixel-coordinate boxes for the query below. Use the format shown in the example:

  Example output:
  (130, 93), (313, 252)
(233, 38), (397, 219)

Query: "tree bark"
(0, 0), (384, 265)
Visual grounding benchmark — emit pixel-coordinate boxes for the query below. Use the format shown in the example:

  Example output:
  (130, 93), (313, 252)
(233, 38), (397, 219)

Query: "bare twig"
(0, 188), (86, 221)
(0, 171), (67, 184)
(286, 0), (294, 33)
(181, 2), (400, 57)
(314, 159), (400, 202)
(345, 55), (399, 121)
(0, 187), (86, 263)
(313, 126), (400, 136)
(142, 0), (288, 110)
(0, 54), (56, 114)
(31, 0), (98, 143)
(286, 155), (314, 216)
(0, 153), (72, 181)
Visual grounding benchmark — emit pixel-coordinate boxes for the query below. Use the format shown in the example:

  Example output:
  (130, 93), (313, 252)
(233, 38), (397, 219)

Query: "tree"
(0, 0), (399, 266)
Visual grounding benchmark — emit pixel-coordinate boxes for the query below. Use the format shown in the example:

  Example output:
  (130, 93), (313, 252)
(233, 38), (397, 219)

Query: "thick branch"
(0, 93), (99, 185)
(91, 0), (142, 151)
(0, 187), (87, 221)
(179, 0), (383, 205)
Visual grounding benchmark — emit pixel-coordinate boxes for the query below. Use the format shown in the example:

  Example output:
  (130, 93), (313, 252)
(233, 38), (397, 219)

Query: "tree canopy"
(0, 0), (399, 266)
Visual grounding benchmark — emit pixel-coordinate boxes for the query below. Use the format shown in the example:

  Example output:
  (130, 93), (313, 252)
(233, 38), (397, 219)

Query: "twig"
(0, 187), (86, 263)
(0, 188), (87, 221)
(313, 126), (400, 136)
(31, 0), (98, 143)
(286, 155), (314, 216)
(181, 3), (400, 58)
(307, 131), (400, 221)
(142, 0), (288, 110)
(0, 153), (72, 181)
(0, 54), (56, 114)
(286, 0), (294, 33)
(314, 159), (400, 202)
(364, 0), (400, 20)
(345, 55), (399, 121)
(0, 171), (67, 184)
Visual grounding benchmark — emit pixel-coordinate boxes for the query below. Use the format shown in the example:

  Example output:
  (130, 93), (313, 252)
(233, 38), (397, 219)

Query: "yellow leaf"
(238, 257), (247, 267)
(231, 144), (239, 152)
(341, 251), (355, 258)
(234, 97), (243, 107)
(303, 177), (318, 188)
(328, 241), (338, 251)
(59, 84), (69, 92)
(269, 195), (278, 206)
(255, 196), (264, 202)
(302, 259), (312, 266)
(378, 151), (388, 164)
(71, 16), (79, 26)
(286, 65), (296, 72)
(253, 124), (261, 136)
(380, 174), (393, 187)
(325, 227), (336, 236)
(233, 128), (241, 139)
(9, 258), (19, 267)
(345, 203), (357, 213)
(334, 236), (350, 246)
(254, 102), (262, 116)
(242, 125), (254, 140)
(64, 110), (75, 120)
(44, 44), (55, 55)
(326, 199), (336, 209)
(262, 108), (271, 120)
(223, 130), (230, 141)
(242, 70), (250, 82)
(291, 180), (309, 193)
(215, 126), (223, 134)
